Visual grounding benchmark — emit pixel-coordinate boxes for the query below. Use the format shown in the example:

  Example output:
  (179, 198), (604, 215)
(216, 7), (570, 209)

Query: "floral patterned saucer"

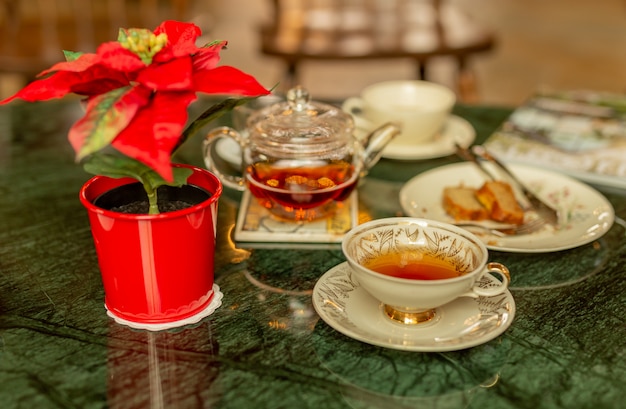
(312, 263), (515, 352)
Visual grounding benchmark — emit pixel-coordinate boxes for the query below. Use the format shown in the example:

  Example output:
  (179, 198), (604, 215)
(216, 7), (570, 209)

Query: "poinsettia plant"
(0, 20), (270, 213)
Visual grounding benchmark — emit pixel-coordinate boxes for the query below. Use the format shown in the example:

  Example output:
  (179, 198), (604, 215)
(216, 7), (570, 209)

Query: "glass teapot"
(203, 86), (400, 221)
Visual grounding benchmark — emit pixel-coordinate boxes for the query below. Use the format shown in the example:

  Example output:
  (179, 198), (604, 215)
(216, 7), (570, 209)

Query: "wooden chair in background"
(259, 0), (496, 102)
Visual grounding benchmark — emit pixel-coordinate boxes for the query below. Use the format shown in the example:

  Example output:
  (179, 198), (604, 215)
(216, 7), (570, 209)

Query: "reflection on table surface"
(1, 100), (625, 408)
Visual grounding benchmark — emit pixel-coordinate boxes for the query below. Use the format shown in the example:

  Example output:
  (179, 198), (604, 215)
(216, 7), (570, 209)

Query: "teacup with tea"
(342, 217), (510, 325)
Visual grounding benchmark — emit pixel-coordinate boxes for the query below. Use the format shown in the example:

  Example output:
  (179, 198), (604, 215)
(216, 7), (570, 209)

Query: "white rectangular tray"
(234, 190), (359, 246)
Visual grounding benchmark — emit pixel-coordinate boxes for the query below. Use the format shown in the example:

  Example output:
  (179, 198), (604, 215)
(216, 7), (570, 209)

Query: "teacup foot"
(383, 305), (437, 325)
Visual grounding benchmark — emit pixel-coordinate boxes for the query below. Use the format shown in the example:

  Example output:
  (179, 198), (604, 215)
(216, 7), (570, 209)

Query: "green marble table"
(1, 100), (625, 409)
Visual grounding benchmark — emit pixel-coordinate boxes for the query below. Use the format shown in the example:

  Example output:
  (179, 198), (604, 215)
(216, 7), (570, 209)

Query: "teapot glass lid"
(246, 87), (354, 155)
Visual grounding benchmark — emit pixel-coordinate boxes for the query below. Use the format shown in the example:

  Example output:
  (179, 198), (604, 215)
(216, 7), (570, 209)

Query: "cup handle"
(341, 97), (364, 116)
(341, 97), (376, 140)
(203, 126), (247, 191)
(465, 262), (511, 298)
(342, 98), (375, 138)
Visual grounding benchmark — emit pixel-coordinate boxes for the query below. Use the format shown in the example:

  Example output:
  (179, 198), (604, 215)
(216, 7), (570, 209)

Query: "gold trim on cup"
(383, 305), (437, 325)
(487, 262), (511, 282)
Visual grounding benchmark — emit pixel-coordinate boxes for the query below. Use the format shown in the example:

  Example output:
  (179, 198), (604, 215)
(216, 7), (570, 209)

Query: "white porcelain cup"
(342, 81), (456, 146)
(342, 217), (510, 325)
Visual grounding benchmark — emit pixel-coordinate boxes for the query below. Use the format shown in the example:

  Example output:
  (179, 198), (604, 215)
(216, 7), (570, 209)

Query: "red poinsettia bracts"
(1, 20), (270, 181)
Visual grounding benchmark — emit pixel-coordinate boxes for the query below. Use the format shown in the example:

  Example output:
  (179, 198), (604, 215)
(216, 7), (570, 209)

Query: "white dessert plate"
(354, 115), (476, 160)
(312, 262), (515, 352)
(399, 162), (615, 253)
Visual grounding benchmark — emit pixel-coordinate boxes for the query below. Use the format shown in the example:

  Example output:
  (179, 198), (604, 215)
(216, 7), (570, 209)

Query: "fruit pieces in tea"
(363, 252), (464, 280)
(246, 161), (358, 209)
(249, 161), (355, 191)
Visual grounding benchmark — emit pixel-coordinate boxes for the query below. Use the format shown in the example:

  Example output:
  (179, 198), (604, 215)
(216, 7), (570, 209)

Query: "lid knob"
(287, 86), (310, 112)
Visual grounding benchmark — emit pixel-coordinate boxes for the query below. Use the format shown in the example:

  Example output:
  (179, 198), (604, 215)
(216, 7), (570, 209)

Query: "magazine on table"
(483, 90), (626, 190)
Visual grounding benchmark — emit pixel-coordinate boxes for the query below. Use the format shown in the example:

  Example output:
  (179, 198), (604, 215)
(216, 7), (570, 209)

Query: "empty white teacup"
(342, 80), (456, 146)
(342, 217), (510, 325)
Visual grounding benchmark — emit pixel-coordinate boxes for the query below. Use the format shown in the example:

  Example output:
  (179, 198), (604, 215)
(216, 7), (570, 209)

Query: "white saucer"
(312, 263), (515, 352)
(355, 115), (476, 161)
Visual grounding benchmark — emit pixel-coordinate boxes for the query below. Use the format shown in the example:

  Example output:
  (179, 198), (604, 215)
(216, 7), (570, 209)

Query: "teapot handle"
(360, 122), (402, 173)
(203, 126), (247, 191)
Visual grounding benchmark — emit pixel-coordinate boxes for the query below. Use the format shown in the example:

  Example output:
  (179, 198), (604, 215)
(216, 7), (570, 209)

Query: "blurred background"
(1, 0), (624, 107)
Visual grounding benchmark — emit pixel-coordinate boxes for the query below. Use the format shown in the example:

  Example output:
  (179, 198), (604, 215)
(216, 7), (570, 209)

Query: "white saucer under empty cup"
(342, 80), (456, 147)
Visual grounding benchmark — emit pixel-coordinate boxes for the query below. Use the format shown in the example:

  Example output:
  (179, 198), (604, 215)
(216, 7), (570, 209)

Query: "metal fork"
(470, 145), (559, 226)
(455, 144), (560, 227)
(455, 217), (547, 237)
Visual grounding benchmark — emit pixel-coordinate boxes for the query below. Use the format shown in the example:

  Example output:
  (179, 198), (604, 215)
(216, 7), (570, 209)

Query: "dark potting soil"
(94, 182), (212, 214)
(110, 199), (193, 214)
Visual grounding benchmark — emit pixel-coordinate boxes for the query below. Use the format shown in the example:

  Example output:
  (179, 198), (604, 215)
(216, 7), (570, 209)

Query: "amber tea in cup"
(363, 252), (464, 281)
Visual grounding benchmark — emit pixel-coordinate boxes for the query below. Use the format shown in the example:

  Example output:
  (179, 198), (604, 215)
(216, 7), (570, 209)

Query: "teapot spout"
(361, 122), (401, 172)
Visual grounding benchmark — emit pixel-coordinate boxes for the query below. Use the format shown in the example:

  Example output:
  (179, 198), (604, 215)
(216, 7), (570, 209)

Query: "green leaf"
(117, 28), (129, 43)
(84, 153), (194, 215)
(142, 166), (193, 190)
(72, 85), (145, 161)
(175, 84), (279, 153)
(82, 153), (193, 191)
(83, 153), (147, 180)
(63, 50), (83, 62)
(175, 96), (255, 152)
(205, 40), (225, 48)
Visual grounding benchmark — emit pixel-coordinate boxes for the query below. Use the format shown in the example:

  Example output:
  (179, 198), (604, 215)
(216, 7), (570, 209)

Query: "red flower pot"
(79, 164), (223, 329)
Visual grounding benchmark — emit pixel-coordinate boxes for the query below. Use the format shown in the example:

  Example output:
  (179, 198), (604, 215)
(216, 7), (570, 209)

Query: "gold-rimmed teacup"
(341, 217), (511, 325)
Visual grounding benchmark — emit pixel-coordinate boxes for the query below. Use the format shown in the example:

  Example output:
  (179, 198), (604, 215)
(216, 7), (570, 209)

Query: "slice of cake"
(443, 186), (489, 221)
(476, 181), (524, 225)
